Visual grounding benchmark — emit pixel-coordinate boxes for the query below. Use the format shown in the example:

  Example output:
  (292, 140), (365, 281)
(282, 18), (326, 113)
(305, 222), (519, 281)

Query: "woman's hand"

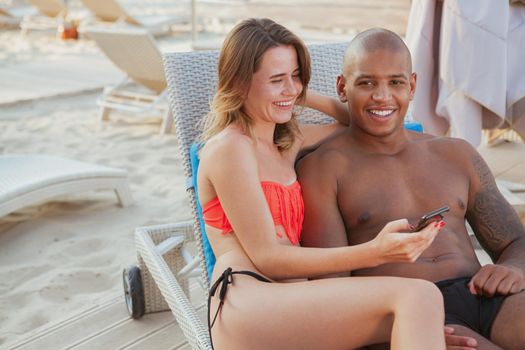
(371, 219), (445, 266)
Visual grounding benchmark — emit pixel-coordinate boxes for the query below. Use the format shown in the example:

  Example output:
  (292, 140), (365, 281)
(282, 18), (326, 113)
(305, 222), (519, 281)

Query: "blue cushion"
(188, 121), (422, 280)
(189, 143), (216, 281)
(404, 121), (424, 133)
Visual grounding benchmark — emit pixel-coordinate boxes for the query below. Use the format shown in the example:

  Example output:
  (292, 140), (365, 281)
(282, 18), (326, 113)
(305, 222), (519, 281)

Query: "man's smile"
(366, 107), (397, 120)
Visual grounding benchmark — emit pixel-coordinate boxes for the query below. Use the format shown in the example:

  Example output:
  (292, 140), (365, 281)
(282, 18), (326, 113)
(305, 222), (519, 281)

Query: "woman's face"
(242, 45), (303, 125)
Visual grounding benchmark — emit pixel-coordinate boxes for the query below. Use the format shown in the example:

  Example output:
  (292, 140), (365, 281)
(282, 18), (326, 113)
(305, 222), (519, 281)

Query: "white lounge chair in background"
(79, 0), (187, 36)
(0, 154), (133, 218)
(0, 3), (37, 29)
(86, 27), (172, 134)
(19, 0), (67, 34)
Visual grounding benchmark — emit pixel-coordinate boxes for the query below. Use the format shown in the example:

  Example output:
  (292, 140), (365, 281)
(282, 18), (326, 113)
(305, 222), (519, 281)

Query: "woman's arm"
(204, 135), (441, 280)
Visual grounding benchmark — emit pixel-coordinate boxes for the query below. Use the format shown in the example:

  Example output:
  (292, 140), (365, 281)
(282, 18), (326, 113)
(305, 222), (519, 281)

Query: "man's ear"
(409, 72), (417, 100)
(336, 74), (348, 102)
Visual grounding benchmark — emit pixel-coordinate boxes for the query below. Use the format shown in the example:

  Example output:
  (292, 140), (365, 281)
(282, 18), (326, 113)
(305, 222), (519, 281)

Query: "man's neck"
(348, 126), (410, 155)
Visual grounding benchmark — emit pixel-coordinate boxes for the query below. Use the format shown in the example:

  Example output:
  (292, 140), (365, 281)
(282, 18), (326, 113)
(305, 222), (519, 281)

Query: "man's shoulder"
(412, 133), (474, 153)
(300, 133), (350, 164)
(412, 134), (480, 172)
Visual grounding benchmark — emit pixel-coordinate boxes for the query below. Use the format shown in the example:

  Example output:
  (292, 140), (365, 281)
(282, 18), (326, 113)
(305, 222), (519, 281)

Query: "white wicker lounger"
(0, 154), (133, 218)
(120, 43), (348, 350)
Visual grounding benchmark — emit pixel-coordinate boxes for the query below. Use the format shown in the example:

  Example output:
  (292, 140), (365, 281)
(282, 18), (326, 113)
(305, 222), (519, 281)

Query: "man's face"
(337, 48), (416, 137)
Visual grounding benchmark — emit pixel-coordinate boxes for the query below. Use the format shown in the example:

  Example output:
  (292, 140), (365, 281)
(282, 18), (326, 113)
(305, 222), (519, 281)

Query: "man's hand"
(468, 264), (525, 297)
(444, 326), (477, 349)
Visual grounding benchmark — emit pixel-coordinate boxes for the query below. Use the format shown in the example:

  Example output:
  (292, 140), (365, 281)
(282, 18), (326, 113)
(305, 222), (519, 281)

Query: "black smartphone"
(411, 206), (450, 232)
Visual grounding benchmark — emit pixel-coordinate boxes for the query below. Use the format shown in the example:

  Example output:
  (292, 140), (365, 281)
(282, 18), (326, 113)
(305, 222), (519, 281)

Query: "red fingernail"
(433, 222), (438, 228)
(439, 221), (446, 227)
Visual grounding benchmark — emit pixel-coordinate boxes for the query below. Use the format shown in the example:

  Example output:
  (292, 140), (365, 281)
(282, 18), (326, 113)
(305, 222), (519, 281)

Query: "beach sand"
(0, 92), (191, 346)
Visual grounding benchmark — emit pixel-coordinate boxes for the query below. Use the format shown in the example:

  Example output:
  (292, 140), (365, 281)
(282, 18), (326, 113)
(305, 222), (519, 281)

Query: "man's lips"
(366, 108), (397, 121)
(367, 108), (396, 118)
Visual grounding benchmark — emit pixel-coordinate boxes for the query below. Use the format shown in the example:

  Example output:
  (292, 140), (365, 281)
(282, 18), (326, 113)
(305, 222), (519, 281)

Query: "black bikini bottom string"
(207, 267), (272, 349)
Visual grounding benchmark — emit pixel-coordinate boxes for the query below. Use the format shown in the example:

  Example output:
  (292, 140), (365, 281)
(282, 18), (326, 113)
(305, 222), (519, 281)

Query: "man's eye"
(391, 80), (404, 85)
(358, 81), (373, 86)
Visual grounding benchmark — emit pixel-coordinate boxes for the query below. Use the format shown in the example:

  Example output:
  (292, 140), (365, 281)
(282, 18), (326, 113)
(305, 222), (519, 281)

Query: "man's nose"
(372, 84), (391, 101)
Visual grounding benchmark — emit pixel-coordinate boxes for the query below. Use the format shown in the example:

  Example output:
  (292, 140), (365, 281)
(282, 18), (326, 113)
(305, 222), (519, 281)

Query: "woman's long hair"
(201, 18), (311, 151)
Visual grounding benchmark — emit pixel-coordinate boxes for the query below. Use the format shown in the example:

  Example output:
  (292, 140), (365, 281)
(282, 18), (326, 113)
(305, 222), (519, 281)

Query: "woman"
(198, 18), (446, 350)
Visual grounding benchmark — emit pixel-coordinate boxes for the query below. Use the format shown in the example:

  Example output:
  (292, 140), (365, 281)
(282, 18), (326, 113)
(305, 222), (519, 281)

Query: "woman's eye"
(271, 79), (283, 83)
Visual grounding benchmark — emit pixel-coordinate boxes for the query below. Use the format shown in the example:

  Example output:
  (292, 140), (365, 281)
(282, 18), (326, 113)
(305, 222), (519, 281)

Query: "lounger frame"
(0, 155), (133, 218)
(131, 43), (347, 349)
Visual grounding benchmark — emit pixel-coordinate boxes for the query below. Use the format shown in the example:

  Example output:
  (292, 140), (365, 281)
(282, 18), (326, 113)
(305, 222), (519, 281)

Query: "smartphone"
(411, 206), (450, 232)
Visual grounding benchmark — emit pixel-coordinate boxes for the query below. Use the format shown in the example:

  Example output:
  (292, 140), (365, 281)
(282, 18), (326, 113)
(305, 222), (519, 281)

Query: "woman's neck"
(251, 119), (276, 145)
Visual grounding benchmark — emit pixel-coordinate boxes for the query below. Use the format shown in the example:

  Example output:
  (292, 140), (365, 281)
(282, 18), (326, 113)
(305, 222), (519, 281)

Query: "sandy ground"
(0, 0), (417, 346)
(0, 93), (192, 345)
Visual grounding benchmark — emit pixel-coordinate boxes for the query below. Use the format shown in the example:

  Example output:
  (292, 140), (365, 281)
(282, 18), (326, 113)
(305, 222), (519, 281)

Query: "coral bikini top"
(201, 181), (304, 245)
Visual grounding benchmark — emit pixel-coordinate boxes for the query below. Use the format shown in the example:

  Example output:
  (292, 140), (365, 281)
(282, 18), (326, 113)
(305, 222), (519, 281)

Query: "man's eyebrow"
(388, 73), (408, 79)
(269, 67), (300, 79)
(354, 73), (408, 80)
(354, 74), (374, 80)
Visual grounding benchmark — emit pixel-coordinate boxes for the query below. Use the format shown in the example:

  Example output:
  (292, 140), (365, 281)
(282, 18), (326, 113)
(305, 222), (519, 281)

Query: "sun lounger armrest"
(135, 221), (212, 349)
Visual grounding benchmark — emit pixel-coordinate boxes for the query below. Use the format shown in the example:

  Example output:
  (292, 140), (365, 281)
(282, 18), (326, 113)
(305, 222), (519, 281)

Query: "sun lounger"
(0, 4), (37, 28)
(0, 154), (133, 218)
(85, 27), (172, 134)
(19, 0), (67, 34)
(79, 0), (187, 36)
(121, 42), (348, 349)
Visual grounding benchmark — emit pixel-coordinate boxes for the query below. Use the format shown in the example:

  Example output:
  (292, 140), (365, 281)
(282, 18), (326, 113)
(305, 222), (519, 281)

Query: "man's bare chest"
(335, 155), (470, 239)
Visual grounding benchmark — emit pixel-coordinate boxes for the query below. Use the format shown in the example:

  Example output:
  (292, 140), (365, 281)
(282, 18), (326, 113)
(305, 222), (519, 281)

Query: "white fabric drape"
(406, 0), (525, 146)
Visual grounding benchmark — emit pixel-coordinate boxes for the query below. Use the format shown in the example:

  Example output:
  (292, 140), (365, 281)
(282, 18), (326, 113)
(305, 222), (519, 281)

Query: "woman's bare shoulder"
(201, 127), (254, 162)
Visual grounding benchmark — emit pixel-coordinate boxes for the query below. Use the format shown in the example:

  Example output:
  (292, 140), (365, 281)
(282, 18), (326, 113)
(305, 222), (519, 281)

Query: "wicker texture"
(136, 223), (193, 313)
(154, 42), (348, 349)
(0, 154), (133, 217)
(135, 222), (212, 350)
(165, 41), (347, 289)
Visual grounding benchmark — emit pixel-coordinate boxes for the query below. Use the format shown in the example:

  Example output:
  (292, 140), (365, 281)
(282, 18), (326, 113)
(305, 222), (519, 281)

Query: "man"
(297, 28), (525, 350)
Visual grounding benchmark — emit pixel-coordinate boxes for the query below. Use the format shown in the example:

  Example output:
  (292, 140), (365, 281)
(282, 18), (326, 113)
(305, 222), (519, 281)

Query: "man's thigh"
(491, 291), (525, 350)
(448, 324), (502, 350)
(361, 327), (499, 350)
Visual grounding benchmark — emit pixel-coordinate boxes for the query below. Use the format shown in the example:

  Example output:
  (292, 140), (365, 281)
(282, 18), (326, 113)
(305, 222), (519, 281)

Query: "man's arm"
(297, 150), (350, 277)
(465, 145), (525, 296)
(304, 90), (350, 125)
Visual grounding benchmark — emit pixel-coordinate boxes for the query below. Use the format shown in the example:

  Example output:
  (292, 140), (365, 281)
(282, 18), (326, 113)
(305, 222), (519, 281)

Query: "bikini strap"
(207, 267), (272, 349)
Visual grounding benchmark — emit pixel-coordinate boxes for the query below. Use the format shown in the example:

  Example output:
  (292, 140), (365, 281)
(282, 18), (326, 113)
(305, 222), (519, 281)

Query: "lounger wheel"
(123, 265), (145, 319)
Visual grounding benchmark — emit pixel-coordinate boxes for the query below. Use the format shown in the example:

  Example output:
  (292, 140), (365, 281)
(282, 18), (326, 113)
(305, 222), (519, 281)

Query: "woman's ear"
(336, 75), (348, 103)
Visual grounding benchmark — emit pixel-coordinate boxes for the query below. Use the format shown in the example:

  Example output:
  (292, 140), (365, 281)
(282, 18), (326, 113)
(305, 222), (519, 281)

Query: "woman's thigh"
(211, 275), (433, 350)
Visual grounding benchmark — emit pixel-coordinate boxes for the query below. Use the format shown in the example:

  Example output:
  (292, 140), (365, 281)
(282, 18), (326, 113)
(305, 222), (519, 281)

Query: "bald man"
(298, 28), (525, 350)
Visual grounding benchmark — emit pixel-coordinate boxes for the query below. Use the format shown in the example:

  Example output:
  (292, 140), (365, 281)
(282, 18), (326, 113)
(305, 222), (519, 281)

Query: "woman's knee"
(396, 279), (444, 314)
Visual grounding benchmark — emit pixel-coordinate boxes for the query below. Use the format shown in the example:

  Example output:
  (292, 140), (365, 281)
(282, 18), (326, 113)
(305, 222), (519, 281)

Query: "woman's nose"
(284, 77), (300, 95)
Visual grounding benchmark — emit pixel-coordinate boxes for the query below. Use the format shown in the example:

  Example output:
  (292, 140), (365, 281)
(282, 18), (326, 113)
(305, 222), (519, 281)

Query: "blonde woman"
(198, 18), (446, 350)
